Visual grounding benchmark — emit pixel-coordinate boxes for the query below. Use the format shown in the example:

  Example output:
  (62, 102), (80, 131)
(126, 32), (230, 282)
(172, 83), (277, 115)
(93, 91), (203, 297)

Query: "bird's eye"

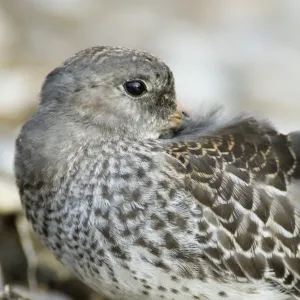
(124, 80), (147, 97)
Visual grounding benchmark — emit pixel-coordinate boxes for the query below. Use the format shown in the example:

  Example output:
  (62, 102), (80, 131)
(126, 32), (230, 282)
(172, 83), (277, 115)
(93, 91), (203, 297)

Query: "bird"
(14, 46), (300, 300)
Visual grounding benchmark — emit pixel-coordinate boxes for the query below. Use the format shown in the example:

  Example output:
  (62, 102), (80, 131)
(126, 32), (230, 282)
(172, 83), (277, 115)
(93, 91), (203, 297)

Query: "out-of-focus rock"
(0, 69), (41, 127)
(0, 178), (21, 215)
(0, 6), (17, 66)
(0, 285), (71, 300)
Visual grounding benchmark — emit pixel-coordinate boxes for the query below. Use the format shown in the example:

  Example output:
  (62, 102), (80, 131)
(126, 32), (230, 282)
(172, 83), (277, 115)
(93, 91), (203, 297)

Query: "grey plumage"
(14, 46), (300, 300)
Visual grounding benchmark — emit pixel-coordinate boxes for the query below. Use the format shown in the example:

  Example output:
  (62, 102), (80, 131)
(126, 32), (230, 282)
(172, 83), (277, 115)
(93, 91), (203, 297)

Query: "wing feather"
(162, 114), (300, 296)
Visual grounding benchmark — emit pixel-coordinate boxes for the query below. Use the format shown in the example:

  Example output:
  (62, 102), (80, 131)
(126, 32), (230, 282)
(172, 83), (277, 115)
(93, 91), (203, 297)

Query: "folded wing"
(163, 114), (300, 297)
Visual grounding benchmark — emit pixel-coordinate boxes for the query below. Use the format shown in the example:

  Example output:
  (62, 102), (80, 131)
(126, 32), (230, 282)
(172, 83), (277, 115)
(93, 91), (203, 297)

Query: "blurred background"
(0, 0), (300, 299)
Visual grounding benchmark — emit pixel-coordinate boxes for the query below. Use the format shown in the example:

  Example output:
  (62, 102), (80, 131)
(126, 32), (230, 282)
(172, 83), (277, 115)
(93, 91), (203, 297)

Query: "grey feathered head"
(39, 46), (181, 139)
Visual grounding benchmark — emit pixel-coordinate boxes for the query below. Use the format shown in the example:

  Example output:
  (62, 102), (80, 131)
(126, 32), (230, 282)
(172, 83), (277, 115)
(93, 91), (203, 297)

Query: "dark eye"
(124, 80), (147, 97)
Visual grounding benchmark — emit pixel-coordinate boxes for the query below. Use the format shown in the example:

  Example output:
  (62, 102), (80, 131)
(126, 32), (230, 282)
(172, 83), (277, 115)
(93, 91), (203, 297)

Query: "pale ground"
(0, 1), (300, 299)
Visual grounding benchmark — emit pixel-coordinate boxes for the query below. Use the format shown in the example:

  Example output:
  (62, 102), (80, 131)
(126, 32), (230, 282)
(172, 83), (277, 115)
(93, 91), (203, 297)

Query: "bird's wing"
(162, 115), (300, 295)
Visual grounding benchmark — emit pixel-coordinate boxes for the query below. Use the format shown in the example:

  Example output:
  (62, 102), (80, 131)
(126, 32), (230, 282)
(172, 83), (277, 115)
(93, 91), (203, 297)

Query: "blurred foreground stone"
(0, 285), (68, 300)
(0, 286), (31, 300)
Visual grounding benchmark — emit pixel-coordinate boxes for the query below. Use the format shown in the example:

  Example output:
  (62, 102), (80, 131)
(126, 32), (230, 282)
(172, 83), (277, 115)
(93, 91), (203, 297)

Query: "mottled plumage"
(14, 46), (300, 300)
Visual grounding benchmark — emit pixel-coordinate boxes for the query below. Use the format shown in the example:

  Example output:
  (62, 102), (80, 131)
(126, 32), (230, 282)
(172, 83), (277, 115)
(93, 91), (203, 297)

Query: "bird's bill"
(168, 102), (190, 130)
(168, 110), (184, 129)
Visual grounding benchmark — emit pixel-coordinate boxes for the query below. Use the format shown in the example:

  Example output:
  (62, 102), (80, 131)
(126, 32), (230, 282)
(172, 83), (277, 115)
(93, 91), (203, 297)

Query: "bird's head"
(39, 46), (183, 140)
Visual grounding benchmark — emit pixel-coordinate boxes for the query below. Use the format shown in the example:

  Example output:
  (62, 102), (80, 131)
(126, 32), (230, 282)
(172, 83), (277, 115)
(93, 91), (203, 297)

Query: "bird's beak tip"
(169, 111), (183, 129)
(168, 102), (189, 130)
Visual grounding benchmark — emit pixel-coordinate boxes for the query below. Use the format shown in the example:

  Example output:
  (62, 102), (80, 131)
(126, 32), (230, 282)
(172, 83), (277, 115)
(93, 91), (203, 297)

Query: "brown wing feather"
(164, 116), (300, 297)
